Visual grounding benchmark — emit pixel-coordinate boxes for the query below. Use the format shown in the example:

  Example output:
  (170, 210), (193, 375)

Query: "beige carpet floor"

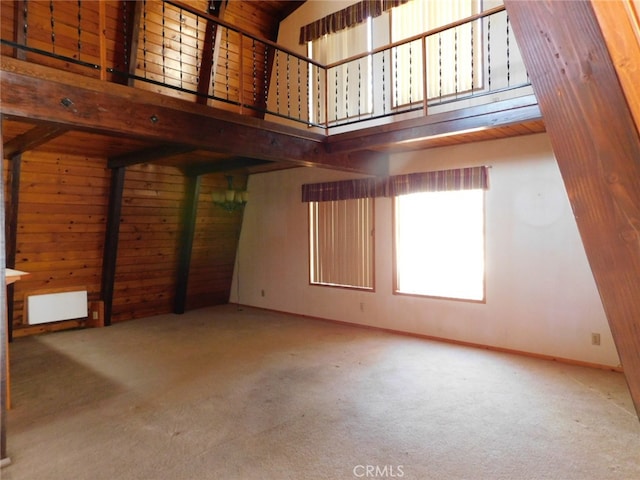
(2, 305), (640, 480)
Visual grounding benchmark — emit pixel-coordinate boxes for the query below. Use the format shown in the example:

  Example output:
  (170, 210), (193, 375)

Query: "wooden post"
(174, 175), (201, 314)
(505, 0), (640, 420)
(101, 167), (126, 326)
(1, 116), (9, 466)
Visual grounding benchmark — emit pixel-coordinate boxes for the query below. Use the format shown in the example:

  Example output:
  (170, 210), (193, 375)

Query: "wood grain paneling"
(111, 163), (182, 323)
(2, 146), (244, 331)
(505, 0), (640, 419)
(592, 0), (640, 137)
(8, 151), (109, 330)
(186, 173), (246, 310)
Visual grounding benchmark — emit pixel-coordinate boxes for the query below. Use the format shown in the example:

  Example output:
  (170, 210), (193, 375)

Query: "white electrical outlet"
(591, 333), (601, 346)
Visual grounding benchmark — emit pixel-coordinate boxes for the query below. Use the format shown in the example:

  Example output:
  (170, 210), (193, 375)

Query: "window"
(309, 198), (374, 289)
(391, 0), (481, 105)
(309, 18), (373, 124)
(392, 168), (487, 301)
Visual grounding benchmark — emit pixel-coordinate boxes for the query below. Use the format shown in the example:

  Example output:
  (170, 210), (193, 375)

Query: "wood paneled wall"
(3, 151), (245, 334)
(187, 174), (246, 309)
(1, 1), (278, 111)
(1, 0), (276, 333)
(112, 163), (185, 323)
(7, 152), (109, 331)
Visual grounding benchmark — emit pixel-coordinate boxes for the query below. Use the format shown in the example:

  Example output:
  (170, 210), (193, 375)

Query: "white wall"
(231, 133), (620, 367)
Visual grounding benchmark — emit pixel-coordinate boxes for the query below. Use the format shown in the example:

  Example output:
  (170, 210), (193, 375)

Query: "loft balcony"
(1, 0), (544, 174)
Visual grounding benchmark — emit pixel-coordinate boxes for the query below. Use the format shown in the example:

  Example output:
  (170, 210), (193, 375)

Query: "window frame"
(308, 197), (376, 291)
(392, 188), (486, 303)
(389, 0), (484, 109)
(308, 17), (374, 125)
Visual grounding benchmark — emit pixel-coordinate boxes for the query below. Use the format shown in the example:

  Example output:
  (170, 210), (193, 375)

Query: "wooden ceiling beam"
(505, 0), (640, 420)
(109, 145), (196, 168)
(0, 58), (385, 176)
(3, 123), (68, 158)
(326, 95), (541, 154)
(185, 157), (272, 177)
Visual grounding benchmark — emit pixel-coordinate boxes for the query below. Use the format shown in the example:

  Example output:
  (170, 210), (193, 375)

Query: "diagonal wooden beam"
(3, 123), (68, 157)
(174, 175), (201, 314)
(505, 0), (640, 420)
(125, 0), (141, 86)
(101, 166), (126, 327)
(196, 1), (226, 105)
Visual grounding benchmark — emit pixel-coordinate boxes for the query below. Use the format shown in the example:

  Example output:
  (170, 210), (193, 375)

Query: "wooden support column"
(4, 154), (21, 343)
(1, 117), (9, 466)
(101, 167), (126, 326)
(505, 0), (640, 419)
(174, 175), (201, 314)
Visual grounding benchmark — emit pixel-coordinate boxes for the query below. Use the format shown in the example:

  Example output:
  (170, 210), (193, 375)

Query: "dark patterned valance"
(302, 167), (489, 202)
(299, 0), (410, 44)
(386, 166), (489, 196)
(301, 177), (385, 202)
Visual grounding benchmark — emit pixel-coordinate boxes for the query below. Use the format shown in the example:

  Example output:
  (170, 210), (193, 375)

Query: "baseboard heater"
(27, 290), (88, 325)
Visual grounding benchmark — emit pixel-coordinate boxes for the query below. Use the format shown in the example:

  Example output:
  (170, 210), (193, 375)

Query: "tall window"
(309, 198), (374, 290)
(309, 18), (373, 124)
(392, 167), (487, 301)
(391, 0), (481, 105)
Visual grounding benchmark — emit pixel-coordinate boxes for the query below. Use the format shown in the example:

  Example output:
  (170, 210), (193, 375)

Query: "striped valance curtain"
(301, 177), (384, 202)
(302, 166), (489, 202)
(386, 166), (488, 196)
(299, 0), (410, 44)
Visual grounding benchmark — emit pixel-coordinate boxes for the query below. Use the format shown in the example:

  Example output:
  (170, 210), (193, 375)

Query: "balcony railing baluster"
(49, 0), (55, 54)
(487, 15), (492, 92)
(286, 53), (290, 117)
(275, 50), (280, 114)
(471, 19), (474, 92)
(195, 13), (199, 84)
(506, 14), (511, 87)
(382, 51), (386, 115)
(77, 1), (82, 60)
(297, 57), (301, 121)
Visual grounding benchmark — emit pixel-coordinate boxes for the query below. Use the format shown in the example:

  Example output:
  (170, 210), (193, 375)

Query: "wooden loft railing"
(0, 1), (532, 133)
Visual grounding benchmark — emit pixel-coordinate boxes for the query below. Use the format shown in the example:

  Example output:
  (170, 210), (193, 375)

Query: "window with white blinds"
(309, 198), (374, 289)
(391, 0), (481, 105)
(309, 19), (373, 123)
